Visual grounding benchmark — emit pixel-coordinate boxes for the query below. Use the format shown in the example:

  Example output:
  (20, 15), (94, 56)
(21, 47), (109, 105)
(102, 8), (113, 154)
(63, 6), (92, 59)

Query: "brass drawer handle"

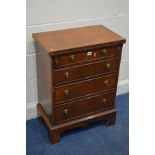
(64, 89), (69, 96)
(64, 109), (69, 114)
(104, 80), (109, 86)
(106, 63), (111, 69)
(64, 72), (69, 79)
(102, 49), (107, 55)
(70, 55), (75, 62)
(102, 98), (107, 104)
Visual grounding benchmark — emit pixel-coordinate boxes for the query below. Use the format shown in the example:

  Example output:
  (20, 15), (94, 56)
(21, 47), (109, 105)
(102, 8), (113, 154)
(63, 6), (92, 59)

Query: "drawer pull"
(102, 98), (107, 104)
(106, 63), (111, 69)
(104, 80), (109, 86)
(70, 55), (75, 62)
(64, 109), (69, 114)
(102, 49), (107, 55)
(64, 89), (69, 96)
(64, 72), (69, 79)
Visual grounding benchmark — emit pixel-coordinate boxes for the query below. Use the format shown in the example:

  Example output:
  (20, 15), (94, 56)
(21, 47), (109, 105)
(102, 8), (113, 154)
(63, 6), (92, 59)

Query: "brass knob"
(70, 55), (75, 62)
(102, 49), (107, 55)
(102, 98), (107, 104)
(64, 89), (69, 96)
(106, 63), (111, 69)
(64, 109), (69, 114)
(104, 80), (109, 86)
(64, 72), (69, 79)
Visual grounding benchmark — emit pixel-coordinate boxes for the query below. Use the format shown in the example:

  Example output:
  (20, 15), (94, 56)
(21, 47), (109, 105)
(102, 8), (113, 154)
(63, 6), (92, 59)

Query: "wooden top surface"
(33, 25), (126, 55)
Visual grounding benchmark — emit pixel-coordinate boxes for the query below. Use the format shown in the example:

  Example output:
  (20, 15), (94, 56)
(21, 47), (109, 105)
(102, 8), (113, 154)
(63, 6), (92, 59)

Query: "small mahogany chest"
(32, 25), (126, 143)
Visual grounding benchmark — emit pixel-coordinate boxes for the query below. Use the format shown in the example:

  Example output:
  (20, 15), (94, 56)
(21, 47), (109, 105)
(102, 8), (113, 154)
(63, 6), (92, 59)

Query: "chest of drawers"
(33, 25), (126, 143)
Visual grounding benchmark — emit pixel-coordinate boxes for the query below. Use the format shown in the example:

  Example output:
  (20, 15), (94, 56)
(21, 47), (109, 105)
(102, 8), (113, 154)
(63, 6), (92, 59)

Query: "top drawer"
(53, 46), (122, 69)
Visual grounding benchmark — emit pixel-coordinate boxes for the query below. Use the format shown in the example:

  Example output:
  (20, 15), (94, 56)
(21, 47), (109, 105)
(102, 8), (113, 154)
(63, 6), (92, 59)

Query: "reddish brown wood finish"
(54, 58), (120, 85)
(32, 25), (125, 54)
(54, 91), (115, 123)
(49, 109), (117, 143)
(53, 46), (117, 68)
(33, 25), (126, 144)
(55, 73), (117, 103)
(37, 103), (117, 144)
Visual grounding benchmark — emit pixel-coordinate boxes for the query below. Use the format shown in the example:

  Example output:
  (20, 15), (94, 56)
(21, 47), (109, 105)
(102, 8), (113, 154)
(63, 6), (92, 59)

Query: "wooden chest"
(33, 25), (126, 143)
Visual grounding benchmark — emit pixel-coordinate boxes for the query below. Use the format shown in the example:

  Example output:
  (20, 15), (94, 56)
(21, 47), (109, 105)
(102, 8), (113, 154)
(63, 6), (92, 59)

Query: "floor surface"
(26, 93), (129, 155)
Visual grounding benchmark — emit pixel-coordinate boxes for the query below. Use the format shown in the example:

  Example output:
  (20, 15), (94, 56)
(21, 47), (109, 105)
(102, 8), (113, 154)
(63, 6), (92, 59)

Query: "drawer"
(53, 46), (121, 69)
(54, 91), (115, 123)
(55, 73), (117, 103)
(54, 58), (120, 85)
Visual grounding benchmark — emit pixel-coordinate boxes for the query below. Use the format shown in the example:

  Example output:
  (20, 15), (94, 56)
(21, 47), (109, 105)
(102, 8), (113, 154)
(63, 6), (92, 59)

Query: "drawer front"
(55, 73), (117, 103)
(54, 58), (120, 85)
(54, 91), (115, 123)
(54, 46), (121, 69)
